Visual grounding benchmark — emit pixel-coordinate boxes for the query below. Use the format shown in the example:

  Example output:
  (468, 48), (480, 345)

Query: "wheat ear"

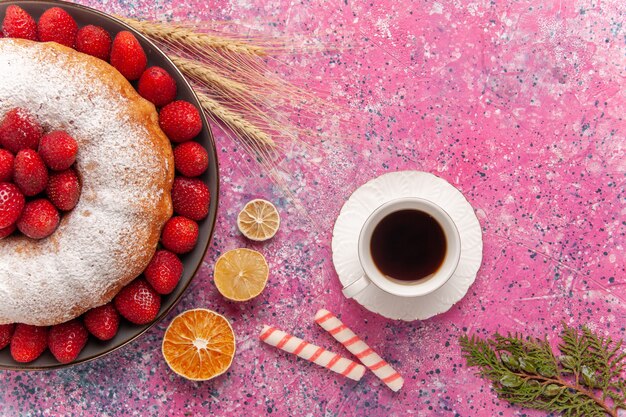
(196, 92), (275, 148)
(117, 17), (266, 56)
(170, 56), (249, 95)
(172, 56), (300, 141)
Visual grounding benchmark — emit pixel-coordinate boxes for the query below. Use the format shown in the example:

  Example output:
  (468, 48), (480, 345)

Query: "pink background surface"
(2, 0), (626, 416)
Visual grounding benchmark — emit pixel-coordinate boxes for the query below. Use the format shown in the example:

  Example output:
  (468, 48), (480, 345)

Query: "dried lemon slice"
(237, 199), (280, 241)
(214, 248), (269, 301)
(162, 309), (236, 381)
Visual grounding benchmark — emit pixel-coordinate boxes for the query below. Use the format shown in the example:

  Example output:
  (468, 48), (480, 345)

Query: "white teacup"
(342, 197), (461, 298)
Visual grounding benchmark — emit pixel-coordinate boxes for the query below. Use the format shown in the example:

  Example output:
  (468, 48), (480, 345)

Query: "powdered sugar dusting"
(0, 39), (172, 325)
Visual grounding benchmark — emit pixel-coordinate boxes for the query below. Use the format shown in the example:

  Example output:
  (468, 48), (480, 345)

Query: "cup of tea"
(342, 197), (461, 298)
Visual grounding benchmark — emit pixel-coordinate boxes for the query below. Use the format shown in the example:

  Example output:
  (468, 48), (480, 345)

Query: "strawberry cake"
(0, 38), (175, 326)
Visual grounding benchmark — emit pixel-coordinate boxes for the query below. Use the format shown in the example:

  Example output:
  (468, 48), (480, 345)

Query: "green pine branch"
(460, 324), (626, 417)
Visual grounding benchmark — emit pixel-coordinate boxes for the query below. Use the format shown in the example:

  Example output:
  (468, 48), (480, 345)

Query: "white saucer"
(331, 171), (483, 321)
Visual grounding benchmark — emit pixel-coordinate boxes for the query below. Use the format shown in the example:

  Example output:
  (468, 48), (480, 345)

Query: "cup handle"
(342, 275), (371, 299)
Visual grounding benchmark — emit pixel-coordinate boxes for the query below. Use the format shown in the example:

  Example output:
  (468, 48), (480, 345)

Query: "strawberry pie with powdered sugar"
(0, 38), (175, 326)
(0, 4), (211, 365)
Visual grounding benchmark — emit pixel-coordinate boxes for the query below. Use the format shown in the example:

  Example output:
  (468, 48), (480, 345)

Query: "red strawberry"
(46, 169), (80, 211)
(83, 303), (119, 341)
(10, 324), (48, 363)
(2, 5), (37, 41)
(114, 279), (161, 325)
(160, 216), (199, 254)
(138, 66), (177, 107)
(145, 250), (183, 294)
(47, 319), (88, 364)
(37, 7), (78, 48)
(0, 223), (16, 239)
(0, 149), (14, 182)
(173, 141), (208, 177)
(171, 177), (209, 221)
(0, 108), (43, 153)
(38, 130), (78, 171)
(0, 182), (25, 229)
(0, 323), (15, 350)
(17, 198), (60, 239)
(13, 149), (48, 196)
(159, 100), (203, 143)
(75, 25), (111, 61)
(110, 31), (147, 81)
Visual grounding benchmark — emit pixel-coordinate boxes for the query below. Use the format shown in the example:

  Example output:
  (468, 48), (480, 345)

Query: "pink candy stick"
(259, 325), (366, 381)
(315, 309), (404, 392)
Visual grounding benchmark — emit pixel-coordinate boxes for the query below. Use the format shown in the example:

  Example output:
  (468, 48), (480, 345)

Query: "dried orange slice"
(162, 309), (235, 381)
(237, 199), (280, 241)
(214, 248), (269, 301)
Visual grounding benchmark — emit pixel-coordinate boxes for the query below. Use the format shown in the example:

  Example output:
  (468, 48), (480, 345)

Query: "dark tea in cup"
(370, 209), (447, 282)
(343, 197), (460, 299)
